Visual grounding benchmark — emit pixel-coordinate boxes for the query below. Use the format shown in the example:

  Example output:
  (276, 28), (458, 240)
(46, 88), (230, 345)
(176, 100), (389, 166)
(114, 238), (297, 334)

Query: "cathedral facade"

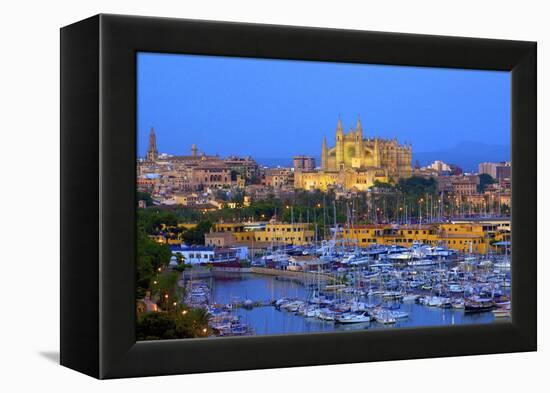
(294, 117), (412, 191)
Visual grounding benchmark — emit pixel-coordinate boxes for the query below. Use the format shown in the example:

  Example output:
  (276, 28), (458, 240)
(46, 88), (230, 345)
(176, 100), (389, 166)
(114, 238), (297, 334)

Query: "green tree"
(136, 228), (172, 299)
(137, 312), (179, 340)
(137, 308), (212, 340)
(397, 176), (438, 196)
(182, 220), (212, 245)
(478, 173), (496, 193)
(153, 271), (182, 310)
(137, 191), (153, 206)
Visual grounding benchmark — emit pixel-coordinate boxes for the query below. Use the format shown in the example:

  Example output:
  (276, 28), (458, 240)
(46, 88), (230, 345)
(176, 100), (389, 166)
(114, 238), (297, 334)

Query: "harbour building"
(340, 221), (510, 254)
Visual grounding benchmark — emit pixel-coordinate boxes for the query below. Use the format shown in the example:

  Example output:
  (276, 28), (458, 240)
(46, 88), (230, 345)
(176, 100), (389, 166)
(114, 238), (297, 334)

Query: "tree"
(371, 180), (395, 191)
(397, 176), (437, 196)
(175, 252), (185, 265)
(137, 312), (178, 340)
(478, 173), (496, 193)
(153, 271), (182, 310)
(136, 228), (172, 299)
(137, 191), (153, 206)
(182, 220), (212, 245)
(137, 308), (212, 340)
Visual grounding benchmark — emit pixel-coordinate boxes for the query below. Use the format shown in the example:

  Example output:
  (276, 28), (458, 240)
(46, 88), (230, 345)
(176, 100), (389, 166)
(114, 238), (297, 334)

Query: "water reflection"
(210, 273), (497, 336)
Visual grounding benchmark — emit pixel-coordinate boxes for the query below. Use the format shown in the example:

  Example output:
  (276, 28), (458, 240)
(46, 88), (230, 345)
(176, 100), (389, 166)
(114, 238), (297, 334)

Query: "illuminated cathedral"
(294, 117), (412, 191)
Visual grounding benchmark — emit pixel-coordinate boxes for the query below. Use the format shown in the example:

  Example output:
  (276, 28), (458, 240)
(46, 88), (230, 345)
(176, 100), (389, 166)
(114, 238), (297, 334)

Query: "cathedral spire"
(356, 116), (363, 133)
(321, 136), (328, 171)
(336, 116), (343, 134)
(336, 117), (344, 166)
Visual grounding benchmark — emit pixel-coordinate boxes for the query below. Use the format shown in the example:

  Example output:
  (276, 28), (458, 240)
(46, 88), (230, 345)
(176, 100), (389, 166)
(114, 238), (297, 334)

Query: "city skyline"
(137, 52), (511, 167)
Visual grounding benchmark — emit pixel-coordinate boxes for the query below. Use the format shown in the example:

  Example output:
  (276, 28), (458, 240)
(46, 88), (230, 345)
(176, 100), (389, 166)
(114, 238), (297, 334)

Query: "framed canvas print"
(60, 14), (536, 379)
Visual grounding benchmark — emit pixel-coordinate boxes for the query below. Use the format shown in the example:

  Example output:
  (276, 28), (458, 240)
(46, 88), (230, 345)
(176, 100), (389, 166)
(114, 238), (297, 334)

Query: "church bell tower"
(146, 127), (158, 161)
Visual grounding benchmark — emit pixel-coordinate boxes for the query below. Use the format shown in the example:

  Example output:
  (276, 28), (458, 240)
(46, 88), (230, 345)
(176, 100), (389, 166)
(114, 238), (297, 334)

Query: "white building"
(423, 160), (451, 173)
(170, 245), (215, 265)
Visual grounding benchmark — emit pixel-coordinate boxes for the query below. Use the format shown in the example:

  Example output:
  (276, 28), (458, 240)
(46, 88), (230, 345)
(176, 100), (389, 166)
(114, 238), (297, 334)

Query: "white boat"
(304, 307), (321, 318)
(494, 260), (511, 269)
(407, 259), (437, 267)
(390, 311), (409, 319)
(402, 294), (419, 302)
(448, 284), (464, 293)
(452, 300), (465, 309)
(427, 296), (443, 307)
(335, 312), (371, 324)
(374, 311), (396, 324)
(317, 309), (336, 321)
(342, 254), (372, 265)
(387, 252), (414, 260)
(479, 260), (493, 267)
(382, 291), (404, 300)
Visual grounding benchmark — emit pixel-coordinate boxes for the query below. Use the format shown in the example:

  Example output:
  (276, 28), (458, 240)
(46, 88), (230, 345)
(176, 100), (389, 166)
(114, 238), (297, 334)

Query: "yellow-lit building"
(256, 223), (315, 245)
(341, 222), (507, 254)
(209, 222), (315, 245)
(294, 117), (412, 191)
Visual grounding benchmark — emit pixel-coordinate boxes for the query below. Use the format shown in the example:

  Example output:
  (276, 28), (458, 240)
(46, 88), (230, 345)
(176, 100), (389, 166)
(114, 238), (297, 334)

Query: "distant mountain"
(256, 158), (293, 168)
(256, 157), (321, 168)
(414, 141), (511, 172)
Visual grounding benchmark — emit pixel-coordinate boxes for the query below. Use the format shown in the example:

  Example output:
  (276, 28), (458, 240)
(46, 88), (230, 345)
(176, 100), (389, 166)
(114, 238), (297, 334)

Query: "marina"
(181, 242), (511, 337)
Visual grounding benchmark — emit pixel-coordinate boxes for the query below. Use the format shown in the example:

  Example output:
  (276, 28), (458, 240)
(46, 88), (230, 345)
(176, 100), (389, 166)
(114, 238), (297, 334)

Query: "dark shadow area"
(39, 351), (60, 364)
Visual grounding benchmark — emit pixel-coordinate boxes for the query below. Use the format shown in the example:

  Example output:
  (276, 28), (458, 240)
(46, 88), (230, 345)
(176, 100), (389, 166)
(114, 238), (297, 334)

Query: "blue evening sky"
(137, 52), (510, 162)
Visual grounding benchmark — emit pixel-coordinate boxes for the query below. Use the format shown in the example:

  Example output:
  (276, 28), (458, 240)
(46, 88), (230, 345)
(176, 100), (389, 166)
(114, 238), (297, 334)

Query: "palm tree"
(175, 252), (185, 265)
(188, 308), (212, 336)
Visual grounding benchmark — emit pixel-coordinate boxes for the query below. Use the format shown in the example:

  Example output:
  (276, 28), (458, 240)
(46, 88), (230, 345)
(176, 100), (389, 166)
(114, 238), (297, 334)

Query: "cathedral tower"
(146, 127), (158, 161)
(321, 136), (328, 171)
(335, 117), (344, 169)
(355, 116), (364, 162)
(373, 137), (381, 167)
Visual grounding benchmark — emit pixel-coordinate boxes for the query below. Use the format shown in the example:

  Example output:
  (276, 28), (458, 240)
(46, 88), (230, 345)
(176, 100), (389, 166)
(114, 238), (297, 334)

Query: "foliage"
(371, 180), (395, 190)
(182, 220), (212, 245)
(138, 208), (178, 234)
(136, 308), (212, 341)
(137, 312), (180, 340)
(136, 227), (172, 299)
(137, 191), (153, 206)
(153, 271), (181, 308)
(478, 173), (497, 193)
(396, 176), (438, 196)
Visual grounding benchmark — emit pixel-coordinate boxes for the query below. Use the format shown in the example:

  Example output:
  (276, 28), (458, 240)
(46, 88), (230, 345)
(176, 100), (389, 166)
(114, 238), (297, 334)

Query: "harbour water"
(209, 273), (499, 336)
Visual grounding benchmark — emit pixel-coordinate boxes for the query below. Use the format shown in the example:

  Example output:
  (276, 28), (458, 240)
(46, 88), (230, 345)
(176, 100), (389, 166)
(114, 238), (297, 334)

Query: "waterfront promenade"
(180, 266), (336, 285)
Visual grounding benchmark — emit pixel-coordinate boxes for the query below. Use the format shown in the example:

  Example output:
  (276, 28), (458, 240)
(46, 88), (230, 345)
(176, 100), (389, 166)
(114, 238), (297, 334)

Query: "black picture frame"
(60, 14), (536, 379)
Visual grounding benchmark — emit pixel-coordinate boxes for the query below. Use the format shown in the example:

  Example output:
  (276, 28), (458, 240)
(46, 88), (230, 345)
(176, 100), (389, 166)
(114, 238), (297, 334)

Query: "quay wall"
(182, 267), (252, 280)
(181, 266), (334, 283)
(251, 267), (335, 283)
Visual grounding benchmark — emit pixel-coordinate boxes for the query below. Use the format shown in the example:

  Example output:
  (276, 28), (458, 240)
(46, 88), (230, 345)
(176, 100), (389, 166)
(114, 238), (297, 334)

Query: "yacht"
(335, 311), (371, 324)
(407, 259), (436, 267)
